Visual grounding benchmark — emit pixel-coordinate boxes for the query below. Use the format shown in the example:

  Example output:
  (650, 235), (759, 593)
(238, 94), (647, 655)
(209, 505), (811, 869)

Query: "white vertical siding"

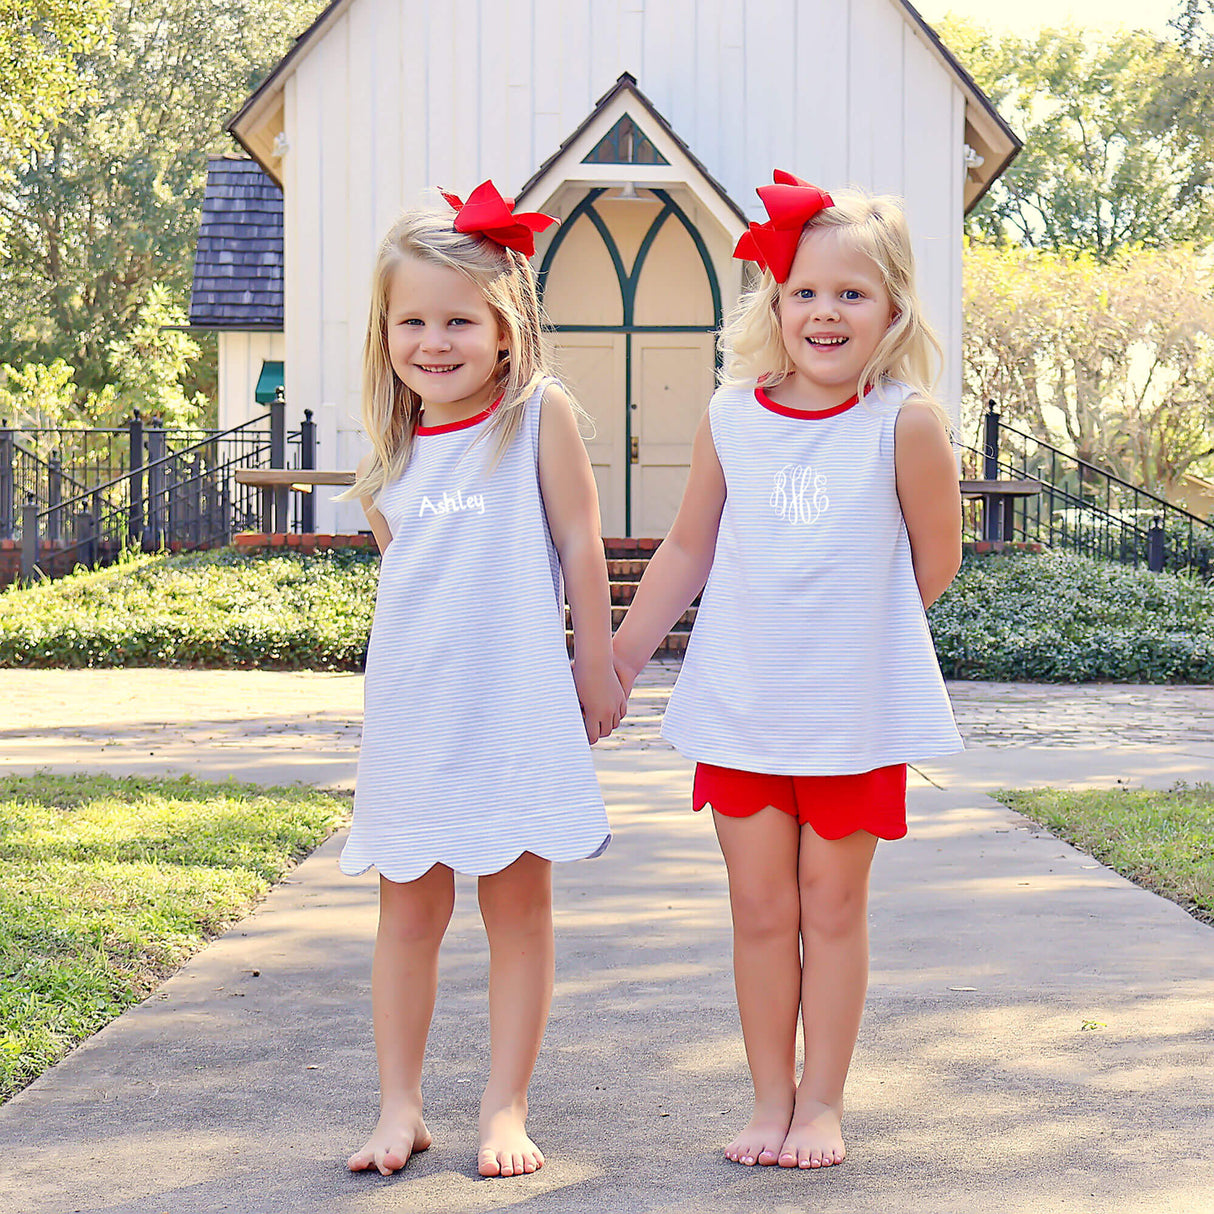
(278, 0), (970, 523)
(902, 20), (963, 426)
(795, 0), (850, 185)
(217, 331), (286, 432)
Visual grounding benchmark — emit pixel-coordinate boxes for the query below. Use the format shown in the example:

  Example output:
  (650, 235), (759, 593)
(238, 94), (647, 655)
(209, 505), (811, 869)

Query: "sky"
(914, 0), (1182, 37)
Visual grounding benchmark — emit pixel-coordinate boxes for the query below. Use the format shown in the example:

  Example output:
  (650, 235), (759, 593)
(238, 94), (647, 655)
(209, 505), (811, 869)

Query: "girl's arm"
(894, 400), (963, 609)
(537, 383), (626, 744)
(612, 410), (726, 694)
(355, 452), (393, 554)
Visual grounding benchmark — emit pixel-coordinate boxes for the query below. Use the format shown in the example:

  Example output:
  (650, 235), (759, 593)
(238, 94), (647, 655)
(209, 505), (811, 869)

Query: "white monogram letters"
(770, 464), (829, 525)
(417, 488), (487, 518)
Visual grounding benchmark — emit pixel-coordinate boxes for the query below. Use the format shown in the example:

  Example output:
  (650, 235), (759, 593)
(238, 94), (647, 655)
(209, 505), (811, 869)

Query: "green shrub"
(0, 547), (378, 669)
(3, 546), (1213, 682)
(930, 550), (1214, 682)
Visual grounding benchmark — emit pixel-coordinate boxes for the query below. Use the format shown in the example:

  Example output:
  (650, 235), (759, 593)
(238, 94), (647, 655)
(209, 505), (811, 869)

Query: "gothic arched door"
(539, 187), (722, 536)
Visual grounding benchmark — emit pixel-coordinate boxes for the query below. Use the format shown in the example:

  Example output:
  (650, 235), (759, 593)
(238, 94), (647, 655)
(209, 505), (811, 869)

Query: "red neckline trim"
(416, 393), (504, 435)
(755, 386), (860, 419)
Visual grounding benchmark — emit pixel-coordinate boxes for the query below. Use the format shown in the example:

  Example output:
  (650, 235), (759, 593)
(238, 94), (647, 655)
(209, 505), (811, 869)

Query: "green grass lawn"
(999, 783), (1214, 925)
(0, 772), (348, 1102)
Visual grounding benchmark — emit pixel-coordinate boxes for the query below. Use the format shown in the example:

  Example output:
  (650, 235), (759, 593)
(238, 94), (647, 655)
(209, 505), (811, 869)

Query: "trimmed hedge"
(1, 546), (1212, 682)
(0, 548), (377, 669)
(931, 550), (1214, 682)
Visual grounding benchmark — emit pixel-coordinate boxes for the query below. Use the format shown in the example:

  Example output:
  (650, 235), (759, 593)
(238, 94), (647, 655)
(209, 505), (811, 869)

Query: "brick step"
(606, 557), (650, 582)
(601, 537), (662, 558)
(567, 603), (696, 630)
(566, 629), (689, 656)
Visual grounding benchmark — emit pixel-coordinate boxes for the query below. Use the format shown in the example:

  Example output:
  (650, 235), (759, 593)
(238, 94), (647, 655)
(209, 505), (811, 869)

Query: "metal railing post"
(20, 497), (38, 580)
(146, 419), (166, 550)
(128, 409), (145, 545)
(270, 386), (288, 533)
(47, 450), (62, 542)
(300, 407), (316, 532)
(0, 419), (13, 540)
(982, 401), (1000, 542)
(1147, 516), (1165, 573)
(982, 400), (1000, 479)
(89, 489), (102, 567)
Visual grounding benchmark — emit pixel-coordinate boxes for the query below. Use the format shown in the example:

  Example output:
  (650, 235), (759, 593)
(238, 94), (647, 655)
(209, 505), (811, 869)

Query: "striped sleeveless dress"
(340, 380), (611, 882)
(661, 380), (963, 776)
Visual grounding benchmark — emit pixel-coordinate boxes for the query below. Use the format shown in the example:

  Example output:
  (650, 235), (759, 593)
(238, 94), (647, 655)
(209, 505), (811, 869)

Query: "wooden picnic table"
(234, 469), (355, 532)
(958, 478), (1042, 542)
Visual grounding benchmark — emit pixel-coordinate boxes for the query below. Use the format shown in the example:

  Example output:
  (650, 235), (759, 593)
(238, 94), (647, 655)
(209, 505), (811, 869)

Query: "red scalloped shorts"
(693, 762), (908, 841)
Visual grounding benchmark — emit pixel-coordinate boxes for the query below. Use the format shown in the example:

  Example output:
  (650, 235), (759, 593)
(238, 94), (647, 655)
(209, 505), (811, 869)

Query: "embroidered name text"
(418, 489), (487, 518)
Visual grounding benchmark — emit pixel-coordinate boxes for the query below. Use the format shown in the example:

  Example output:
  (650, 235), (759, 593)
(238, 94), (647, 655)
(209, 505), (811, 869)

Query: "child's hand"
(611, 643), (639, 699)
(573, 656), (626, 744)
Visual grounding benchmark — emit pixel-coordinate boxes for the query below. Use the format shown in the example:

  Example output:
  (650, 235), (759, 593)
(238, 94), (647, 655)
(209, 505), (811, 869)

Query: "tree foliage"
(0, 0), (111, 183)
(940, 18), (1214, 256)
(962, 243), (1214, 494)
(0, 0), (322, 410)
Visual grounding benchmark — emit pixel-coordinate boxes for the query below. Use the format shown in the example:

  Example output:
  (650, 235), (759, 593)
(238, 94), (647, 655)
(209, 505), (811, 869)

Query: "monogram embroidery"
(770, 464), (829, 525)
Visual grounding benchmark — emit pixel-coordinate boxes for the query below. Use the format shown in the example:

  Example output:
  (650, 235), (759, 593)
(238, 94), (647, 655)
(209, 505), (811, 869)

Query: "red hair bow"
(732, 170), (835, 283)
(440, 180), (556, 258)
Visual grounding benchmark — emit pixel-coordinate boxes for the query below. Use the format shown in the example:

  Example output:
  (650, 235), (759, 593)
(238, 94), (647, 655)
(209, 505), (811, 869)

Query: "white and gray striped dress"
(340, 380), (610, 882)
(661, 380), (963, 776)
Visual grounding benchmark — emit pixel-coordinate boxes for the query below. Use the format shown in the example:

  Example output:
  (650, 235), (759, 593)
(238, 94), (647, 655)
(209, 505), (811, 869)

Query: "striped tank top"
(661, 380), (963, 775)
(340, 379), (610, 882)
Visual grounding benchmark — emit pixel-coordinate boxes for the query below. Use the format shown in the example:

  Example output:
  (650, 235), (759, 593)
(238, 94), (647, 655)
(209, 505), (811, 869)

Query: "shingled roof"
(189, 156), (283, 330)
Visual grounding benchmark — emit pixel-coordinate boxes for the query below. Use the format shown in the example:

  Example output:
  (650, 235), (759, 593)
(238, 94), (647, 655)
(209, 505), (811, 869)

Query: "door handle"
(630, 435), (639, 463)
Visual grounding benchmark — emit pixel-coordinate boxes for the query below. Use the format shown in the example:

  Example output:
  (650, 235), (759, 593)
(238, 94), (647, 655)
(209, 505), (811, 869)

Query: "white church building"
(217, 0), (1018, 536)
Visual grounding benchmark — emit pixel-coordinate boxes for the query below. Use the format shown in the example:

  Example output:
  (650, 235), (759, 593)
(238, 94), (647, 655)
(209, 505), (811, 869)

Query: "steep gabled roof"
(515, 72), (747, 228)
(228, 0), (1020, 209)
(189, 156), (284, 331)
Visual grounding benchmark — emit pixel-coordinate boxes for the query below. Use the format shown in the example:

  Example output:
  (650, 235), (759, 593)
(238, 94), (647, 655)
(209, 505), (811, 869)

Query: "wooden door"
(630, 332), (717, 536)
(555, 335), (626, 536)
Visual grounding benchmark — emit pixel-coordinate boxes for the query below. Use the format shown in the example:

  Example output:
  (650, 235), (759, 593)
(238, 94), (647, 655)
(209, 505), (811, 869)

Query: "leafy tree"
(1149, 2), (1214, 188)
(939, 18), (1213, 255)
(0, 359), (114, 431)
(0, 0), (322, 408)
(0, 0), (111, 183)
(962, 243), (1214, 494)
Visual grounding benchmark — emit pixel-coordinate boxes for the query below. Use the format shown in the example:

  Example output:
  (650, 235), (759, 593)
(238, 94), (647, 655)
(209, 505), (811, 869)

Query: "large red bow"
(732, 170), (834, 283)
(440, 180), (556, 258)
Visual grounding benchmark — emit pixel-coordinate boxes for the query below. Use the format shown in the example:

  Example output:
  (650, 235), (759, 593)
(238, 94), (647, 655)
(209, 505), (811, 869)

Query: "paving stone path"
(0, 666), (1211, 1214)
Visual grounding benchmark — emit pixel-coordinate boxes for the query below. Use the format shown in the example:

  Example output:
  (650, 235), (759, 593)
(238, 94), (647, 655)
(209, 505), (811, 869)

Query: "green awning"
(254, 360), (284, 404)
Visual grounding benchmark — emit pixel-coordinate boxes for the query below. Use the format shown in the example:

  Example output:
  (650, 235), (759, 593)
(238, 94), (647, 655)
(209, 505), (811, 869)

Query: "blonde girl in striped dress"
(337, 183), (623, 1180)
(613, 174), (964, 1172)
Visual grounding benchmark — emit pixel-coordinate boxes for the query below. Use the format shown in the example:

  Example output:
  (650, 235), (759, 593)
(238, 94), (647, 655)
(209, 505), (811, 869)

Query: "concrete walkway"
(1, 668), (1212, 1214)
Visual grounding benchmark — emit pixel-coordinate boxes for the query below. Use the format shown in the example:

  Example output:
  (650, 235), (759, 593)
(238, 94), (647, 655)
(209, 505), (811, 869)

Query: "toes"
(478, 1149), (502, 1177)
(757, 1147), (780, 1166)
(347, 1150), (373, 1172)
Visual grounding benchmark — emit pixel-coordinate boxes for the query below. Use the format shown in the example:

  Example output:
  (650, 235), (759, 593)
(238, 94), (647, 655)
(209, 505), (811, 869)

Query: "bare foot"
(478, 1102), (544, 1177)
(778, 1099), (845, 1169)
(723, 1098), (794, 1167)
(348, 1099), (432, 1176)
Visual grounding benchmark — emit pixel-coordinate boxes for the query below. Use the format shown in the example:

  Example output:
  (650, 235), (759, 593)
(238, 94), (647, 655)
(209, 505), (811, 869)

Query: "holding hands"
(573, 654), (628, 744)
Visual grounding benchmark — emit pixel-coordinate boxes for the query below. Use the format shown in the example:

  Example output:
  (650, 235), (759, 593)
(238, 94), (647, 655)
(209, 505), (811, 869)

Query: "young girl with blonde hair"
(613, 172), (964, 1170)
(339, 182), (624, 1179)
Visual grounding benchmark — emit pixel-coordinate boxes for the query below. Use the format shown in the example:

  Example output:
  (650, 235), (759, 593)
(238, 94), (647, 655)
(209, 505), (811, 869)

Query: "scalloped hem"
(339, 830), (611, 883)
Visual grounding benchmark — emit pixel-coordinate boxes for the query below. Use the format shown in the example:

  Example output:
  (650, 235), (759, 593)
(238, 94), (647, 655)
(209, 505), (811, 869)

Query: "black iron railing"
(964, 402), (1214, 579)
(6, 391), (322, 583)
